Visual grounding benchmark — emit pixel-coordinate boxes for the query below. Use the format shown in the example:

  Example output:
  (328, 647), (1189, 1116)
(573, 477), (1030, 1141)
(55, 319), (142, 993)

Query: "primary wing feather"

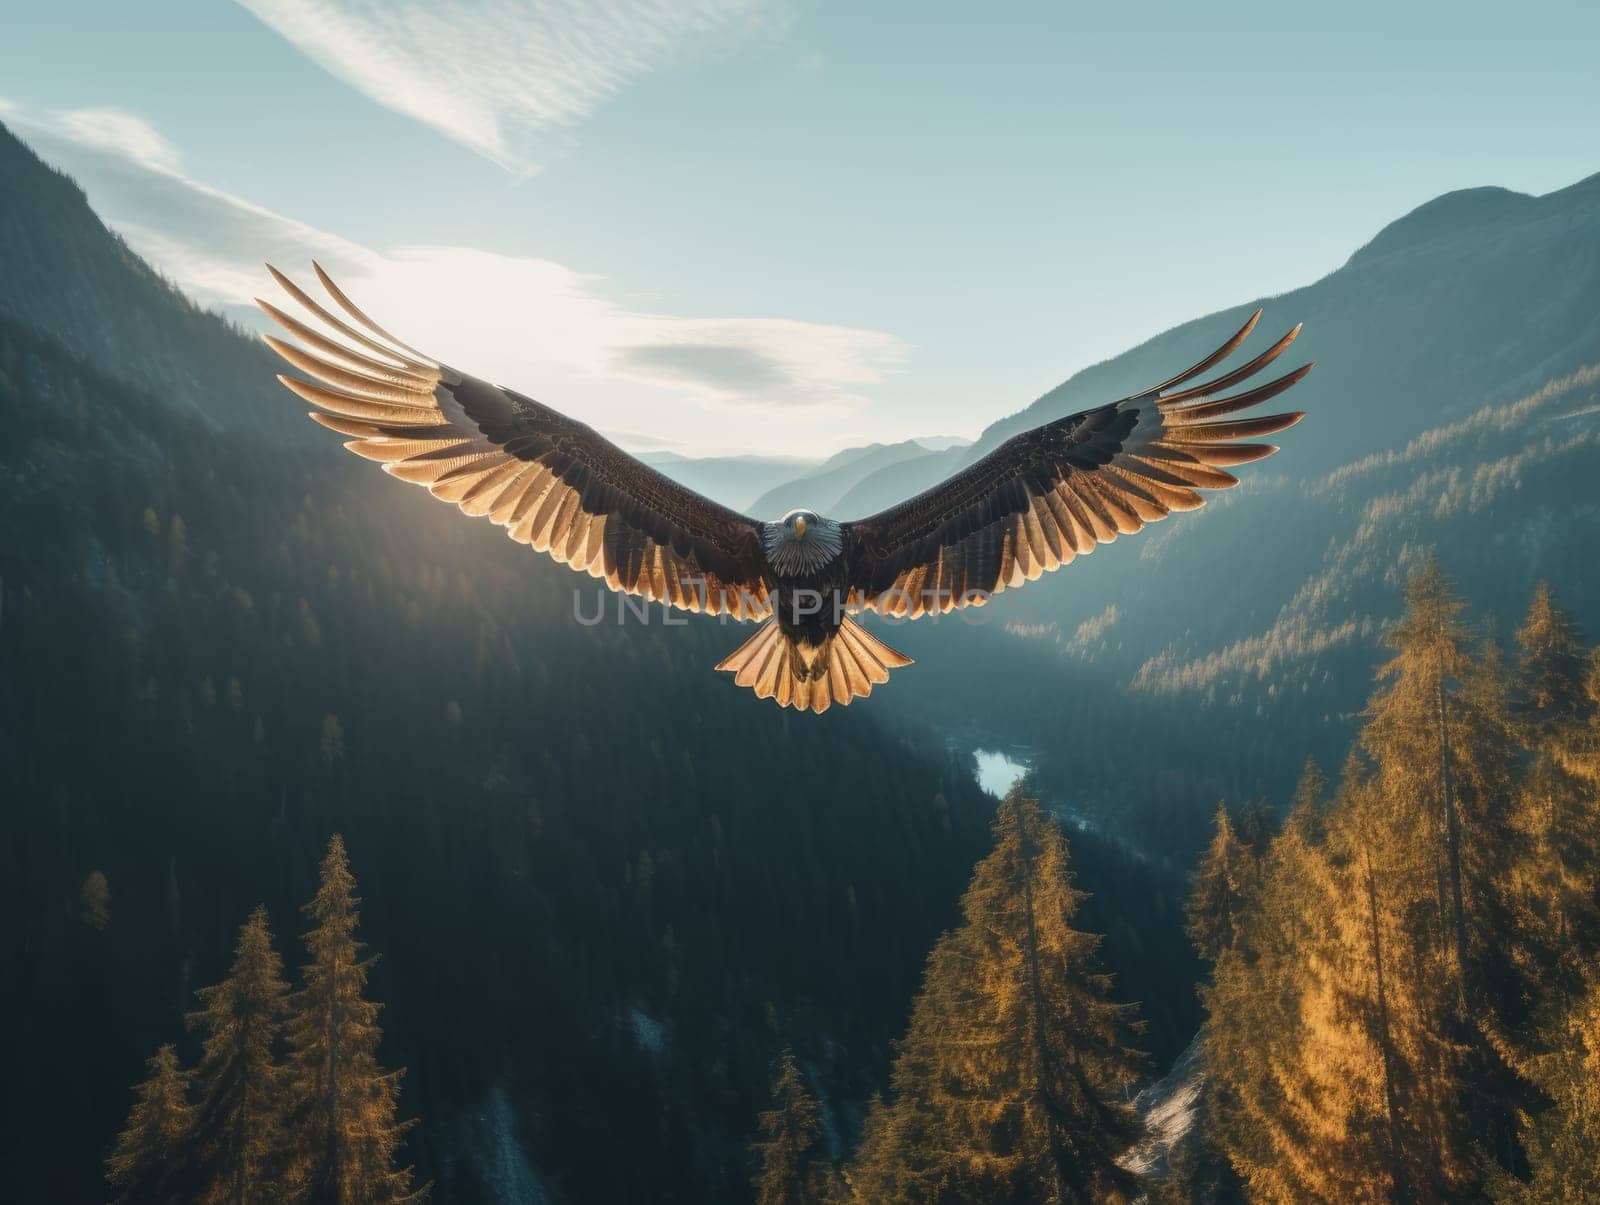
(262, 264), (769, 619)
(844, 310), (1311, 618)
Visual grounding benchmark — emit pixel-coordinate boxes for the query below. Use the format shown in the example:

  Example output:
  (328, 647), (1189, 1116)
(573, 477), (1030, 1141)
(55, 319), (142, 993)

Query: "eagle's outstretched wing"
(843, 311), (1310, 618)
(260, 264), (769, 618)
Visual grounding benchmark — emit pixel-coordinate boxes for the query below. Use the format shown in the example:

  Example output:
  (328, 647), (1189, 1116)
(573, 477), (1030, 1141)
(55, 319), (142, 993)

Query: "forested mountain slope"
(0, 311), (996, 1201)
(0, 123), (1197, 1201)
(0, 127), (301, 437)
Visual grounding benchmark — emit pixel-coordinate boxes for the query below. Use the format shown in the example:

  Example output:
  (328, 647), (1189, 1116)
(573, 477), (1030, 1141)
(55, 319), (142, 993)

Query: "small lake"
(972, 749), (1030, 798)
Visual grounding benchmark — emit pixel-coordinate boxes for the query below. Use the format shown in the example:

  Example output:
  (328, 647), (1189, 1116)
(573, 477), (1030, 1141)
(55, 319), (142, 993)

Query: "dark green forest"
(0, 310), (980, 1198)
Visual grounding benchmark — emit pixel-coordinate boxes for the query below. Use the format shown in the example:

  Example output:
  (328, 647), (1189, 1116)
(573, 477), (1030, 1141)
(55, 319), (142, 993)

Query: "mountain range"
(776, 173), (1600, 519)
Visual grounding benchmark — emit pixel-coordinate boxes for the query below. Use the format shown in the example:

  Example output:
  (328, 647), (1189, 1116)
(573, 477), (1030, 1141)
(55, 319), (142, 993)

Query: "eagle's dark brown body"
(263, 263), (1311, 713)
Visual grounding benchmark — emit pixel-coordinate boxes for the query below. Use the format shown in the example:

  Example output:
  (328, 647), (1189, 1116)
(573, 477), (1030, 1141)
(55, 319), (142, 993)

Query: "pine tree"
(1509, 585), (1599, 1000)
(1202, 779), (1336, 1201)
(1514, 582), (1589, 738)
(1187, 775), (1317, 1202)
(187, 905), (291, 1205)
(1512, 753), (1600, 1006)
(1206, 755), (1485, 1201)
(106, 1044), (196, 1203)
(1186, 804), (1253, 965)
(281, 835), (422, 1204)
(850, 791), (1144, 1203)
(1361, 558), (1520, 1016)
(751, 1048), (830, 1205)
(1287, 757), (1328, 838)
(1204, 567), (1549, 1199)
(1320, 771), (1481, 1200)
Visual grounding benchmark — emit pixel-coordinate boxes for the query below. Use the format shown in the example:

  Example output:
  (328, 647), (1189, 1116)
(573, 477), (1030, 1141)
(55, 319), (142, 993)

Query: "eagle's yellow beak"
(793, 515), (807, 539)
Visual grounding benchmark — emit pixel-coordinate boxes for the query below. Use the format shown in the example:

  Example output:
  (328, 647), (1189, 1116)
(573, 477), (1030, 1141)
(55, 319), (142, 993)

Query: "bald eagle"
(261, 265), (1310, 714)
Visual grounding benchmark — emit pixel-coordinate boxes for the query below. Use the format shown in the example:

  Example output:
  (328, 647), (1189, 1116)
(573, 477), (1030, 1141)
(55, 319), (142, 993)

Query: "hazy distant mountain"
(638, 449), (821, 511)
(906, 434), (972, 452)
(827, 443), (967, 518)
(748, 437), (963, 519)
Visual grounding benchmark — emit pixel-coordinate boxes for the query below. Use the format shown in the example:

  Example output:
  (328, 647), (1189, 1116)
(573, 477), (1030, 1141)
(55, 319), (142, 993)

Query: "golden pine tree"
(1361, 557), (1519, 1008)
(1186, 803), (1254, 965)
(1509, 585), (1599, 1000)
(1207, 756), (1483, 1201)
(1514, 582), (1589, 737)
(1202, 775), (1337, 1201)
(1287, 756), (1328, 839)
(1190, 768), (1327, 1198)
(1202, 565), (1543, 1200)
(751, 1047), (831, 1205)
(850, 791), (1144, 1203)
(187, 905), (291, 1205)
(106, 1043), (196, 1203)
(1203, 569), (1574, 1196)
(1184, 774), (1305, 1196)
(1318, 769), (1481, 1199)
(281, 835), (422, 1204)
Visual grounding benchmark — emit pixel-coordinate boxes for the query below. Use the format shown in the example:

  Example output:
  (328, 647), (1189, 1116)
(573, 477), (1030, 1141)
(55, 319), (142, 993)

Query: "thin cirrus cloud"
(233, 0), (781, 170)
(0, 101), (375, 302)
(1, 100), (906, 442)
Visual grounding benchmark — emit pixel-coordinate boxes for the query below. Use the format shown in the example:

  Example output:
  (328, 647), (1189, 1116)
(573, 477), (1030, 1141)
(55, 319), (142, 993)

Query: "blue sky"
(3, 0), (1598, 455)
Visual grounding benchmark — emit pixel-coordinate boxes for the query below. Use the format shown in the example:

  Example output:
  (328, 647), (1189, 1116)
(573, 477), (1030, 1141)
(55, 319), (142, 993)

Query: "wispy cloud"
(1, 98), (374, 302)
(233, 0), (780, 170)
(614, 316), (902, 402)
(3, 101), (904, 447)
(46, 107), (187, 173)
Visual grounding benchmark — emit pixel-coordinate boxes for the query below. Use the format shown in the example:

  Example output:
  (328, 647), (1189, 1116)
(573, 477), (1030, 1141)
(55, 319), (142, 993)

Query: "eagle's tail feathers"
(717, 619), (782, 687)
(715, 617), (912, 713)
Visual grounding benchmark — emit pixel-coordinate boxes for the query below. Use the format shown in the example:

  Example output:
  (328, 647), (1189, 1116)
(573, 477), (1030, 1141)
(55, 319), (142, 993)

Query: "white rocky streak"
(1122, 1031), (1206, 1180)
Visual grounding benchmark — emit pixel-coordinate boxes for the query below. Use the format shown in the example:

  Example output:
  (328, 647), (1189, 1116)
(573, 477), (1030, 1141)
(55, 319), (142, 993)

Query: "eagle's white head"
(762, 508), (843, 577)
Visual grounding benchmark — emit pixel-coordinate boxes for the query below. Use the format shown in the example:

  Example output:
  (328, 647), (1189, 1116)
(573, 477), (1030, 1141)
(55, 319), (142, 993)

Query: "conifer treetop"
(851, 789), (1145, 1203)
(106, 1043), (196, 1201)
(281, 834), (423, 1203)
(1515, 581), (1589, 732)
(751, 1047), (828, 1205)
(185, 904), (291, 1205)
